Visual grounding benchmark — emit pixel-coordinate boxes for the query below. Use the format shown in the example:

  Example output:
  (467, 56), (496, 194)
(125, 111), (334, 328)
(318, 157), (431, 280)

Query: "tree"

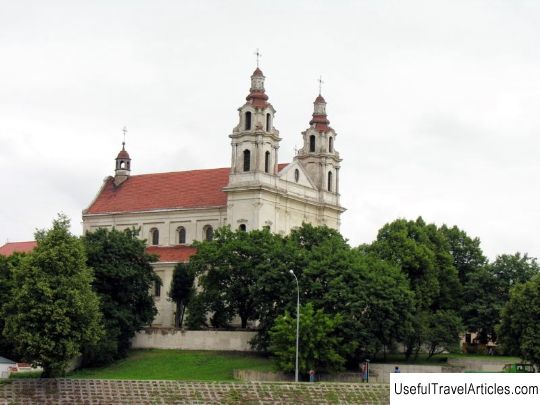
(169, 262), (195, 327)
(2, 215), (103, 377)
(82, 227), (159, 365)
(0, 254), (19, 359)
(499, 274), (540, 368)
(188, 226), (283, 329)
(439, 225), (487, 284)
(425, 310), (463, 358)
(368, 217), (461, 358)
(269, 303), (345, 374)
(463, 253), (539, 344)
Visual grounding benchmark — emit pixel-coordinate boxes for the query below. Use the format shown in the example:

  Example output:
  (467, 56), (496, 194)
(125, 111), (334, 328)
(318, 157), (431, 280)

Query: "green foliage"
(269, 303), (345, 373)
(499, 274), (540, 367)
(82, 227), (159, 366)
(368, 217), (462, 358)
(438, 225), (487, 283)
(2, 214), (103, 377)
(169, 263), (195, 327)
(188, 226), (284, 329)
(0, 254), (22, 359)
(425, 310), (463, 358)
(463, 253), (539, 344)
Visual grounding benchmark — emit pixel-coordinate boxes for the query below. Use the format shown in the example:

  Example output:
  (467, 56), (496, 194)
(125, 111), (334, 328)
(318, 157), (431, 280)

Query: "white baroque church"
(82, 66), (345, 326)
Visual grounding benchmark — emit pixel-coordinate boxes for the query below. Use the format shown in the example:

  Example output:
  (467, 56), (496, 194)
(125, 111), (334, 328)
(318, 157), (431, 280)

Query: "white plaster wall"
(132, 329), (257, 351)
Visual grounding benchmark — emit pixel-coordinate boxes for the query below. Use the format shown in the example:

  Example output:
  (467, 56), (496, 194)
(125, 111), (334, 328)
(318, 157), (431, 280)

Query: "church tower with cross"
(295, 79), (341, 195)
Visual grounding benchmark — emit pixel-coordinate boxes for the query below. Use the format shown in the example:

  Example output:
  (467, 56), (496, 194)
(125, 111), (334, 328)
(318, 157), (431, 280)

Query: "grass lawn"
(68, 349), (275, 380)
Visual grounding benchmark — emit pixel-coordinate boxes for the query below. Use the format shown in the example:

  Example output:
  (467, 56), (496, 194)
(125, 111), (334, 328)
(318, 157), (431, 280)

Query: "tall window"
(204, 225), (214, 241)
(239, 224), (247, 232)
(154, 278), (161, 297)
(266, 113), (271, 131)
(294, 169), (300, 183)
(150, 228), (159, 246)
(309, 135), (316, 152)
(245, 111), (252, 130)
(243, 149), (251, 171)
(264, 151), (270, 173)
(177, 226), (186, 244)
(327, 171), (333, 192)
(329, 137), (333, 152)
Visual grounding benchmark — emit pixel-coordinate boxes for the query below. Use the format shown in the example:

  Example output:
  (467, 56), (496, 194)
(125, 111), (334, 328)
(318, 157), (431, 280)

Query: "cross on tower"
(255, 48), (262, 68)
(318, 76), (324, 95)
(122, 126), (127, 147)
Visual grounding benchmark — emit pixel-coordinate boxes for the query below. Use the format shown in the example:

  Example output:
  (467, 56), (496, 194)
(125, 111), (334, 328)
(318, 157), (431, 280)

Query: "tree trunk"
(241, 315), (247, 329)
(41, 365), (64, 378)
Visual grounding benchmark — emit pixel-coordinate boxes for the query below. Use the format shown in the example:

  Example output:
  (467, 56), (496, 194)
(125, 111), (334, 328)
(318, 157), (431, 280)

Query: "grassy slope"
(68, 349), (274, 380)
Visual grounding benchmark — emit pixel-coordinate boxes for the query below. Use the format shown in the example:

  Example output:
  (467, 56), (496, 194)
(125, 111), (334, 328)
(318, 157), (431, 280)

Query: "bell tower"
(114, 127), (131, 186)
(295, 91), (341, 194)
(228, 66), (281, 177)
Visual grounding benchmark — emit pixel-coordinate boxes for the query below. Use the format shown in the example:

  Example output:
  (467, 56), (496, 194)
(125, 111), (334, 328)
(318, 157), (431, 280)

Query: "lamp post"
(289, 269), (300, 383)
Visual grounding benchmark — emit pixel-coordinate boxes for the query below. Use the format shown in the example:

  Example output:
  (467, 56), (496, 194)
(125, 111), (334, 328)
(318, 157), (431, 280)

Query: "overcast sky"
(1, 0), (539, 260)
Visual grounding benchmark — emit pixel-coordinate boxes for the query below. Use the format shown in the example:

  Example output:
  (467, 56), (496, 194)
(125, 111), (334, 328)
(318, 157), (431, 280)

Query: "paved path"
(0, 379), (389, 404)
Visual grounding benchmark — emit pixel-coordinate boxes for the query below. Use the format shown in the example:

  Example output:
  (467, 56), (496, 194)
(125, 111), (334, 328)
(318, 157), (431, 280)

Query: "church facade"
(82, 66), (345, 326)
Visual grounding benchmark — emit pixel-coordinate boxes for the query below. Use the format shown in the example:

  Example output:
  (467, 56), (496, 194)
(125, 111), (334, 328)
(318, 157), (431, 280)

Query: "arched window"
(177, 226), (186, 244)
(266, 113), (271, 131)
(309, 135), (316, 152)
(264, 151), (270, 173)
(239, 224), (247, 232)
(204, 225), (214, 241)
(243, 149), (251, 171)
(150, 228), (159, 246)
(327, 171), (333, 192)
(294, 169), (300, 183)
(245, 111), (252, 130)
(120, 161), (126, 169)
(154, 278), (161, 297)
(329, 137), (333, 152)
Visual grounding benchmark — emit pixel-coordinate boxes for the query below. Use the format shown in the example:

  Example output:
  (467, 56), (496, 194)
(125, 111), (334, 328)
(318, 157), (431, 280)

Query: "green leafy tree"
(0, 254), (19, 359)
(269, 303), (345, 374)
(2, 215), (103, 377)
(425, 310), (463, 358)
(463, 253), (539, 344)
(169, 262), (195, 327)
(499, 274), (540, 367)
(439, 225), (487, 284)
(189, 226), (283, 329)
(82, 227), (159, 365)
(368, 217), (462, 358)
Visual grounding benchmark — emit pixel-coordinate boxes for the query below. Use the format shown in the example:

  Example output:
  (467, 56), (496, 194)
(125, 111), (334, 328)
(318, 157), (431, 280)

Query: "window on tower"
(120, 161), (126, 169)
(243, 149), (251, 171)
(327, 171), (333, 192)
(329, 137), (333, 152)
(150, 228), (159, 246)
(265, 151), (270, 173)
(309, 135), (316, 152)
(177, 226), (186, 244)
(294, 169), (300, 182)
(266, 113), (271, 131)
(245, 111), (252, 130)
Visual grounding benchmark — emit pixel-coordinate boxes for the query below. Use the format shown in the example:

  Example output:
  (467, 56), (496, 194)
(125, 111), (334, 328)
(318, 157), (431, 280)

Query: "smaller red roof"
(252, 67), (264, 77)
(116, 149), (130, 160)
(0, 241), (37, 256)
(146, 245), (197, 263)
(315, 94), (326, 103)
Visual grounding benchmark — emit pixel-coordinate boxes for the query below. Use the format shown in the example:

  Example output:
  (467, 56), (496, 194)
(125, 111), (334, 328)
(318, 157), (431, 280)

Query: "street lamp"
(289, 269), (300, 383)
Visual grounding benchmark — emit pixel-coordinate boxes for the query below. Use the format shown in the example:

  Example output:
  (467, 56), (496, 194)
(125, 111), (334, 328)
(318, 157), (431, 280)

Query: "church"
(82, 65), (345, 327)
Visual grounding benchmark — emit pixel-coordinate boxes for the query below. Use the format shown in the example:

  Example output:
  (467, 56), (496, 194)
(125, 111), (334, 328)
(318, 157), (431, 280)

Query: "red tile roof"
(0, 241), (37, 256)
(146, 245), (197, 262)
(85, 167), (231, 215)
